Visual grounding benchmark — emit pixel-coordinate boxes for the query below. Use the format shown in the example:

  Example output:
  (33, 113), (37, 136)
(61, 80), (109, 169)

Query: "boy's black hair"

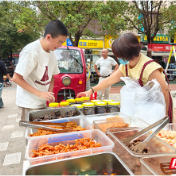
(44, 20), (68, 38)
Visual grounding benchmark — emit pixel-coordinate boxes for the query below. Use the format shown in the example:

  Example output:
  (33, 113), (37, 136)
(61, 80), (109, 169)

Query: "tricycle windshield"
(54, 48), (83, 73)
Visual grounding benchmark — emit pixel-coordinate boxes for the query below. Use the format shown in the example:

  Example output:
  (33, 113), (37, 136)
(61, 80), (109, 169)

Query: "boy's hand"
(39, 92), (55, 102)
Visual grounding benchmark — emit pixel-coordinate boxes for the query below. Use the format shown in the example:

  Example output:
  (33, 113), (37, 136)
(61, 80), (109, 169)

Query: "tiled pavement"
(0, 83), (176, 175)
(0, 83), (25, 175)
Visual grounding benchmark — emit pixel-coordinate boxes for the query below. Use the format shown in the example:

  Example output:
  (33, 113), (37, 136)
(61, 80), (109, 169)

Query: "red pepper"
(170, 144), (173, 146)
(158, 133), (162, 136)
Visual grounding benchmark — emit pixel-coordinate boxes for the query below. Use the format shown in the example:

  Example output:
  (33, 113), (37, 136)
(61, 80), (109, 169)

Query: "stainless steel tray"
(140, 154), (176, 175)
(93, 116), (149, 134)
(25, 152), (133, 175)
(85, 112), (129, 124)
(107, 127), (175, 175)
(28, 106), (83, 121)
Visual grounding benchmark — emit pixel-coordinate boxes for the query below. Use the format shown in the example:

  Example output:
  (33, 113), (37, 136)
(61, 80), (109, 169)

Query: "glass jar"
(103, 99), (114, 103)
(60, 101), (69, 107)
(66, 99), (75, 105)
(91, 100), (101, 104)
(107, 101), (120, 113)
(49, 102), (59, 109)
(75, 98), (84, 104)
(95, 102), (107, 114)
(82, 103), (95, 115)
(82, 97), (90, 103)
(71, 104), (83, 113)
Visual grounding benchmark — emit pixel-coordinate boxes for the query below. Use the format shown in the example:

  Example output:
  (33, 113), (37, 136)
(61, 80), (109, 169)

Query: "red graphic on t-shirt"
(40, 66), (49, 82)
(35, 66), (50, 86)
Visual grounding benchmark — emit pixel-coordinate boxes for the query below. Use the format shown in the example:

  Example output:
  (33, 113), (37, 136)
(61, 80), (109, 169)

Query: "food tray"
(93, 117), (149, 133)
(155, 123), (176, 152)
(26, 129), (114, 165)
(107, 127), (175, 175)
(25, 116), (93, 140)
(140, 154), (176, 175)
(25, 152), (133, 175)
(85, 112), (129, 124)
(163, 123), (176, 131)
(28, 106), (83, 121)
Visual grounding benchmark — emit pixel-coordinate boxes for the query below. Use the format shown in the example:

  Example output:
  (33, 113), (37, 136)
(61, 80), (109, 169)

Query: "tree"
(0, 1), (40, 60)
(96, 1), (127, 37)
(30, 1), (105, 46)
(120, 1), (176, 57)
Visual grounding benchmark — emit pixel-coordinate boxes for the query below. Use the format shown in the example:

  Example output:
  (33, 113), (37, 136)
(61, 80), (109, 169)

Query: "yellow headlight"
(62, 77), (71, 86)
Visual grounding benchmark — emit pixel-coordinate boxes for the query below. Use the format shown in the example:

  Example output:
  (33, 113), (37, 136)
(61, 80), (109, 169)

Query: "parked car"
(3, 60), (15, 76)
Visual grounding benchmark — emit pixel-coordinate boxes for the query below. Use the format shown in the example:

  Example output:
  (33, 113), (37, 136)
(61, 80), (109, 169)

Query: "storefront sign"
(141, 34), (169, 43)
(174, 32), (176, 43)
(104, 35), (117, 49)
(63, 39), (103, 49)
(148, 43), (176, 52)
(92, 50), (101, 55)
(104, 35), (140, 49)
(78, 40), (103, 49)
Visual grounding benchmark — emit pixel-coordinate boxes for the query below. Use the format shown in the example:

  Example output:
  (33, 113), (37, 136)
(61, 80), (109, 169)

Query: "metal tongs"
(19, 120), (77, 133)
(121, 116), (169, 153)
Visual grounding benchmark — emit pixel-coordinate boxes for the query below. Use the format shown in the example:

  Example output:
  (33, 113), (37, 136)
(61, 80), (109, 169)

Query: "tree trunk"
(73, 32), (81, 47)
(6, 52), (9, 60)
(147, 36), (152, 58)
(10, 51), (12, 61)
(147, 51), (152, 58)
(0, 45), (3, 61)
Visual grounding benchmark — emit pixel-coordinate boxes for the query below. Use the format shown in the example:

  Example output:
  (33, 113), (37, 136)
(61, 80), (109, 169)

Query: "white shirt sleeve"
(53, 55), (60, 75)
(95, 58), (100, 66)
(15, 52), (37, 78)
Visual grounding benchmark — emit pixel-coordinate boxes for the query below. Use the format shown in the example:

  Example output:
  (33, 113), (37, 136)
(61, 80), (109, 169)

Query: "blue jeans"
(0, 82), (4, 108)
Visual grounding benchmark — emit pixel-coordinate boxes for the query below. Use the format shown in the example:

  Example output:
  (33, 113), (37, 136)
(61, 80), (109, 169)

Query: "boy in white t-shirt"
(13, 20), (68, 120)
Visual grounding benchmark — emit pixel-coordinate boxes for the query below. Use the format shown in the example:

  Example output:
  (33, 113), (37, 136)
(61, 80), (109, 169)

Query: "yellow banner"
(63, 39), (103, 49)
(104, 35), (140, 49)
(104, 35), (117, 49)
(174, 32), (176, 43)
(78, 40), (103, 49)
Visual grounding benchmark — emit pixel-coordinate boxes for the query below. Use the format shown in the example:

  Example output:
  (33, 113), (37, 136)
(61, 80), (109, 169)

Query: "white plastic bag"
(134, 79), (166, 124)
(120, 77), (140, 117)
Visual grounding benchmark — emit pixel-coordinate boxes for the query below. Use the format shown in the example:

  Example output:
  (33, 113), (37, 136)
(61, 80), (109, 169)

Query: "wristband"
(91, 87), (94, 94)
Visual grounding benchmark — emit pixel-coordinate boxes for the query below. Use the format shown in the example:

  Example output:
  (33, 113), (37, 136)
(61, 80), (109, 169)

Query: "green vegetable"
(78, 170), (97, 175)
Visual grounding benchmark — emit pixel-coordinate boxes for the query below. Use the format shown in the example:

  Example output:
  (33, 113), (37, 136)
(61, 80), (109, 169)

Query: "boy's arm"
(48, 76), (54, 92)
(13, 73), (55, 102)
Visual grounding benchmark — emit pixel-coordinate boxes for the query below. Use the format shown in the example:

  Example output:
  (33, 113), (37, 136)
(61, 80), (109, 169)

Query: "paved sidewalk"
(0, 83), (25, 175)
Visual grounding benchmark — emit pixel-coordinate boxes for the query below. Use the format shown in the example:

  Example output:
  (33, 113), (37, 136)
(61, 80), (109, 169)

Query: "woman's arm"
(77, 69), (124, 97)
(148, 69), (169, 115)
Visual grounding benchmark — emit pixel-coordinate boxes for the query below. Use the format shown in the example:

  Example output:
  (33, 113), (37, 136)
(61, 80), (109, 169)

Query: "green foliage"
(96, 1), (128, 38)
(0, 1), (40, 60)
(32, 1), (104, 46)
(120, 1), (176, 44)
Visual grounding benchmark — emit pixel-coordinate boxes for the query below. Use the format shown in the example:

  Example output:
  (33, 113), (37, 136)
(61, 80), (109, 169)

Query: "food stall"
(21, 98), (176, 175)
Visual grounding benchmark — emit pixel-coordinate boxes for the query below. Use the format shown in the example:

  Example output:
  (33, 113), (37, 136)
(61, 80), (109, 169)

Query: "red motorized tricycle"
(52, 46), (87, 103)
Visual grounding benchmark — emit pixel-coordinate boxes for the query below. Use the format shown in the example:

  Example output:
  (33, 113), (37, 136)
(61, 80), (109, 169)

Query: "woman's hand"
(76, 89), (92, 98)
